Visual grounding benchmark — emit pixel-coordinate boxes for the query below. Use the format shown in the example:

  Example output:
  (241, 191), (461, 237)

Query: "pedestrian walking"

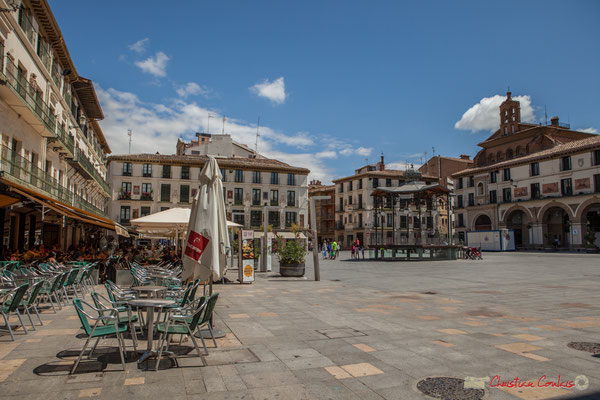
(361, 245), (365, 260)
(351, 243), (356, 260)
(323, 240), (328, 259)
(332, 241), (337, 259)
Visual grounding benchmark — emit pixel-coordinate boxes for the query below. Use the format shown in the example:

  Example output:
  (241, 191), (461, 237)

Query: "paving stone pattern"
(0, 252), (599, 399)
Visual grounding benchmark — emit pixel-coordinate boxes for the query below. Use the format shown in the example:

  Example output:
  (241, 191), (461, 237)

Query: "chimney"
(507, 91), (511, 100)
(380, 154), (385, 171)
(459, 154), (470, 160)
(550, 116), (559, 126)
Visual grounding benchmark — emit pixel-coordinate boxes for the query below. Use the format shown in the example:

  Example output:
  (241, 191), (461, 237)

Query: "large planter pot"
(280, 263), (305, 277)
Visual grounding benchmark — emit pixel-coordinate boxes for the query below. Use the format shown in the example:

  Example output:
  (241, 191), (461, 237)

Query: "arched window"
(497, 151), (503, 161)
(487, 154), (495, 164)
(506, 148), (514, 159)
(477, 182), (484, 196)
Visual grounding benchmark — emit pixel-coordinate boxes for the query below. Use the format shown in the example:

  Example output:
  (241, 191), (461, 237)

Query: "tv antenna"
(207, 113), (212, 134)
(544, 105), (548, 125)
(222, 116), (226, 135)
(127, 129), (132, 154)
(255, 116), (260, 154)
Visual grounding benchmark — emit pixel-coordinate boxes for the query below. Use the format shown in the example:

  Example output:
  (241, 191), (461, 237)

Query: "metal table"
(128, 298), (175, 363)
(131, 286), (167, 299)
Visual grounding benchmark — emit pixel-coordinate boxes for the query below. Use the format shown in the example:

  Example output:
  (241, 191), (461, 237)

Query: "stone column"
(530, 223), (544, 248)
(570, 222), (584, 248)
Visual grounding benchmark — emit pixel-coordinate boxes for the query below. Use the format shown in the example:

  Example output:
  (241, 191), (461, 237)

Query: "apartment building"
(107, 151), (309, 232)
(418, 155), (473, 187)
(308, 180), (335, 244)
(332, 156), (441, 247)
(0, 0), (113, 254)
(453, 92), (600, 249)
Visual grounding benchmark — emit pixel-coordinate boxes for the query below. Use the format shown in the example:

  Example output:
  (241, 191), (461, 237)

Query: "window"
(180, 185), (190, 203)
(594, 174), (600, 193)
(400, 215), (407, 228)
(141, 207), (151, 217)
(503, 187), (512, 203)
(339, 183), (344, 193)
(270, 190), (278, 206)
(593, 150), (600, 166)
(561, 178), (573, 196)
(413, 216), (420, 229)
(384, 214), (391, 227)
(358, 179), (363, 189)
(358, 213), (363, 228)
(220, 168), (226, 181)
(181, 166), (190, 179)
(358, 194), (363, 209)
(348, 181), (353, 191)
(530, 162), (539, 176)
(457, 177), (463, 189)
(287, 191), (296, 207)
(503, 168), (511, 181)
(287, 173), (295, 186)
(348, 196), (352, 205)
(122, 162), (132, 176)
(560, 156), (571, 171)
(252, 171), (261, 184)
(143, 163), (152, 177)
(490, 171), (497, 183)
(372, 178), (379, 188)
(468, 176), (474, 187)
(234, 170), (243, 183)
(457, 213), (464, 227)
(270, 172), (278, 184)
(250, 210), (262, 227)
(386, 179), (392, 187)
(233, 213), (245, 226)
(162, 165), (171, 179)
(120, 182), (132, 199)
(269, 211), (280, 228)
(468, 193), (475, 207)
(120, 206), (130, 223)
(252, 189), (261, 205)
(426, 216), (433, 229)
(285, 212), (297, 227)
(477, 182), (484, 196)
(339, 198), (344, 212)
(141, 183), (152, 200)
(160, 184), (170, 202)
(457, 195), (463, 208)
(489, 190), (497, 204)
(531, 183), (540, 199)
(234, 188), (243, 205)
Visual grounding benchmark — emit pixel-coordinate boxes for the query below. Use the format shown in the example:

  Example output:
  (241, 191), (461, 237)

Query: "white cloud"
(175, 82), (210, 98)
(315, 150), (337, 159)
(387, 161), (422, 171)
(338, 146), (373, 157)
(129, 38), (149, 54)
(96, 86), (331, 182)
(579, 127), (598, 134)
(135, 51), (170, 77)
(250, 77), (286, 104)
(455, 94), (535, 132)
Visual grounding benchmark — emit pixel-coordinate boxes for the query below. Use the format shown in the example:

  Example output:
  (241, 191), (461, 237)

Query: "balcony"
(69, 149), (110, 195)
(140, 193), (153, 201)
(118, 192), (131, 200)
(0, 57), (74, 156)
(0, 148), (107, 218)
(234, 199), (243, 206)
(270, 200), (279, 206)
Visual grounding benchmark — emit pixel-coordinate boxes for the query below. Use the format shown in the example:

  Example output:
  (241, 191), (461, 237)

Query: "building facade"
(332, 156), (442, 248)
(418, 155), (473, 187)
(453, 93), (600, 249)
(308, 180), (335, 245)
(0, 0), (112, 255)
(107, 152), (309, 233)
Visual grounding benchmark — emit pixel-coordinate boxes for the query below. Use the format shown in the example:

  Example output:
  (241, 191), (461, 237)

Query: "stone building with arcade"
(453, 92), (600, 249)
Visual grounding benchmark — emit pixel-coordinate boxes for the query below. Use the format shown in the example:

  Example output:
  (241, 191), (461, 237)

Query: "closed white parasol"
(182, 156), (230, 281)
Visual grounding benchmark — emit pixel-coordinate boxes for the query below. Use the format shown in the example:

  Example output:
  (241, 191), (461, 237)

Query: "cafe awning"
(0, 177), (117, 231)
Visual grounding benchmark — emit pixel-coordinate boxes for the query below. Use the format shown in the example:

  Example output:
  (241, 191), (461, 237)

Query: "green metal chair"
(90, 291), (139, 347)
(63, 269), (82, 300)
(0, 283), (30, 341)
(39, 272), (65, 312)
(154, 297), (208, 370)
(23, 280), (46, 329)
(71, 298), (130, 374)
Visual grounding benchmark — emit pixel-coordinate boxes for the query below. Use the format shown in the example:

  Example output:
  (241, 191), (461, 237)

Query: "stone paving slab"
(1, 252), (600, 399)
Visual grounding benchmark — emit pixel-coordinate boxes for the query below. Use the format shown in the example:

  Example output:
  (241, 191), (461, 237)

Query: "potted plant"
(584, 228), (598, 253)
(273, 223), (308, 277)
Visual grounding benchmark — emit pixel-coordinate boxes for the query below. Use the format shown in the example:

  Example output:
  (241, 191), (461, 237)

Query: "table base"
(195, 327), (227, 339)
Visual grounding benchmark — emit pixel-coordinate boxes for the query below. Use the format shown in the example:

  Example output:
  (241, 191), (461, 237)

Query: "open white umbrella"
(182, 157), (230, 282)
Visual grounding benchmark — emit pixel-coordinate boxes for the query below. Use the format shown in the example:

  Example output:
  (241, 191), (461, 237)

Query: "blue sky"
(49, 0), (600, 183)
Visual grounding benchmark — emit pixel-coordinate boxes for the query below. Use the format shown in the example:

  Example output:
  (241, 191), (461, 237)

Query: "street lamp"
(310, 195), (331, 281)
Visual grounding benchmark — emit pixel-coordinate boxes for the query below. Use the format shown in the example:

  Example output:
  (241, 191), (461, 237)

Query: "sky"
(48, 0), (600, 183)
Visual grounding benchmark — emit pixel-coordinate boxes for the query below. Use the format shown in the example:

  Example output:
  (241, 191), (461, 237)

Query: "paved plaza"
(1, 252), (599, 399)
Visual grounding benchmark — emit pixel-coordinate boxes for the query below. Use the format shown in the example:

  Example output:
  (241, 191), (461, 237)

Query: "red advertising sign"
(185, 230), (209, 261)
